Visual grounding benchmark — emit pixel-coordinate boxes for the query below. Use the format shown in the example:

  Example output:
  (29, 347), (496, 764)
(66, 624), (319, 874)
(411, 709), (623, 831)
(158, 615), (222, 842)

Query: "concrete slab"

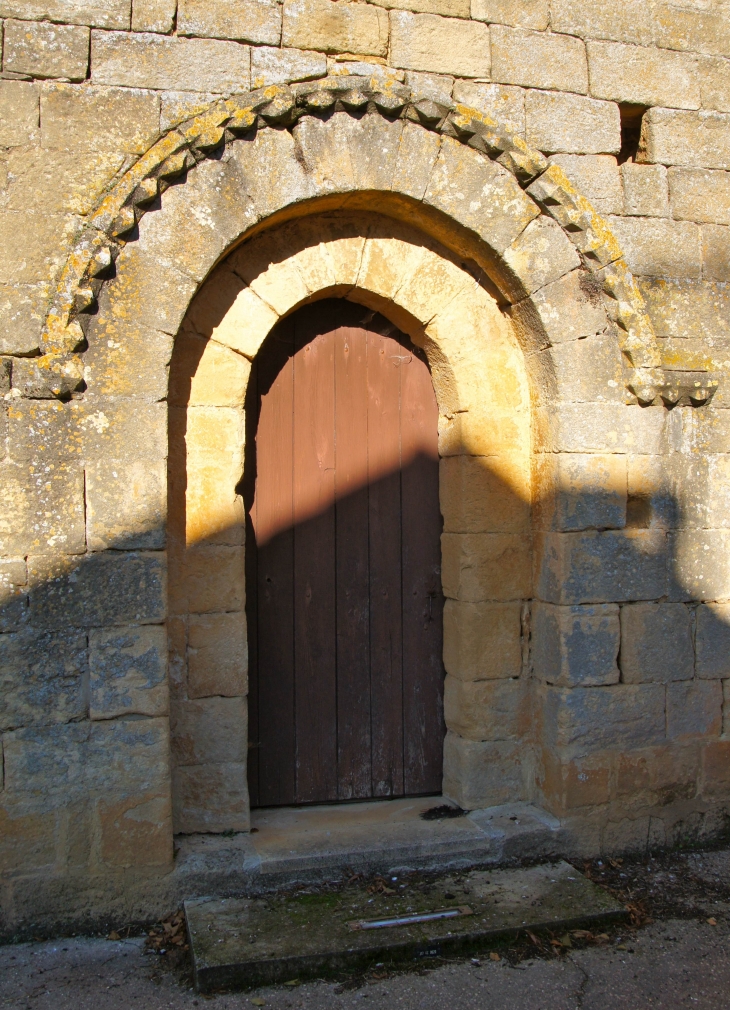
(186, 860), (626, 992)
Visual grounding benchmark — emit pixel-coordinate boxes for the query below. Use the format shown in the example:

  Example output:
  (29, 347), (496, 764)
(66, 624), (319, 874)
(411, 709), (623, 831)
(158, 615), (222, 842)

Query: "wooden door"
(245, 300), (444, 808)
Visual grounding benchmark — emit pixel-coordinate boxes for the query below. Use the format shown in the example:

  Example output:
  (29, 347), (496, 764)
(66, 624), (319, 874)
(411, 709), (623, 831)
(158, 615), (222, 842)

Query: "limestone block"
(0, 81), (40, 148)
(619, 603), (694, 684)
(378, 0), (468, 15)
(490, 25), (588, 94)
(669, 530), (730, 603)
(637, 278), (730, 341)
(444, 675), (528, 742)
(626, 454), (676, 530)
(541, 332), (624, 404)
(89, 624), (168, 719)
(701, 740), (730, 799)
(606, 215), (701, 280)
(98, 790), (173, 867)
(424, 136), (539, 256)
(170, 331), (251, 408)
(526, 91), (619, 156)
(390, 11), (490, 78)
(541, 682), (665, 756)
(470, 0), (547, 30)
(251, 46), (326, 87)
(192, 282), (278, 362)
(0, 558), (27, 633)
(682, 407), (730, 455)
(228, 125), (312, 224)
(403, 70), (453, 106)
(391, 240), (474, 325)
(0, 628), (88, 731)
(540, 751), (610, 811)
(615, 743), (699, 807)
(549, 155), (623, 216)
(669, 169), (730, 226)
(532, 602), (620, 688)
(510, 269), (608, 350)
(172, 761), (249, 833)
(440, 455), (530, 534)
(641, 109), (730, 171)
(132, 0), (177, 33)
(0, 802), (57, 873)
(442, 599), (522, 681)
(441, 532), (531, 602)
(187, 612), (247, 698)
(586, 40), (700, 111)
(701, 225), (730, 283)
(184, 407), (245, 544)
(169, 544), (245, 614)
(83, 319), (175, 403)
(28, 551), (166, 632)
(621, 163), (668, 219)
(0, 210), (79, 286)
(667, 681), (722, 741)
(0, 0), (130, 29)
(170, 696), (246, 765)
(653, 1), (730, 59)
(550, 0), (655, 45)
(699, 56), (730, 114)
(86, 459), (166, 552)
(282, 0), (388, 57)
(167, 613), (186, 700)
(91, 30), (251, 91)
(536, 529), (667, 605)
(442, 730), (526, 808)
(160, 90), (222, 130)
(696, 604), (730, 680)
(3, 20), (89, 81)
(178, 0), (281, 44)
(452, 80), (524, 136)
(40, 83), (160, 156)
(3, 145), (131, 217)
(0, 282), (46, 355)
(502, 216), (580, 295)
(74, 399), (167, 468)
(536, 452), (626, 532)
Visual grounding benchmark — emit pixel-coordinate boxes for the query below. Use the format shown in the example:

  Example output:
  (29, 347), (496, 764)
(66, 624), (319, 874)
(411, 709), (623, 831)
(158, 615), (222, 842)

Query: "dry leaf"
(489, 952), (501, 961)
(251, 999), (266, 1006)
(284, 980), (299, 986)
(107, 931), (120, 941)
(559, 934), (572, 948)
(707, 917), (718, 926)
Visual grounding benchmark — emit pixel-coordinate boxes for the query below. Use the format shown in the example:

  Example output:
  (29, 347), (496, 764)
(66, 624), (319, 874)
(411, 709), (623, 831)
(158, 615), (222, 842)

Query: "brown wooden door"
(245, 300), (444, 808)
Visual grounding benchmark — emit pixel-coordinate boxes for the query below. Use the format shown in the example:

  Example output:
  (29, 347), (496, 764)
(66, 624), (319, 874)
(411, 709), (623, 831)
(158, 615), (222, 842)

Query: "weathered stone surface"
(403, 70), (453, 106)
(550, 0), (655, 45)
(669, 168), (730, 225)
(621, 163), (668, 218)
(614, 743), (699, 807)
(541, 683), (665, 756)
(443, 731), (526, 808)
(440, 455), (530, 533)
(0, 209), (78, 286)
(619, 603), (694, 684)
(0, 0), (130, 29)
(187, 612), (247, 699)
(40, 83), (160, 154)
(132, 0), (176, 32)
(169, 544), (245, 615)
(86, 458), (166, 552)
(390, 11), (490, 77)
(637, 278), (730, 341)
(0, 81), (39, 148)
(3, 144), (130, 216)
(702, 739), (730, 798)
(0, 458), (85, 557)
(471, 0), (548, 30)
(0, 803), (57, 874)
(503, 215), (580, 295)
(443, 599), (522, 681)
(526, 91), (619, 155)
(170, 696), (246, 765)
(178, 0), (281, 44)
(444, 676), (528, 741)
(160, 89), (222, 130)
(550, 155), (623, 215)
(3, 19), (90, 81)
(536, 529), (667, 605)
(251, 45), (326, 87)
(442, 533), (531, 602)
(0, 628), (88, 731)
(669, 530), (730, 602)
(378, 0), (469, 15)
(0, 282), (46, 355)
(696, 604), (730, 680)
(653, 1), (730, 58)
(699, 55), (730, 114)
(510, 269), (608, 349)
(701, 225), (730, 283)
(28, 552), (166, 632)
(490, 25), (588, 94)
(532, 602), (620, 687)
(626, 454), (676, 530)
(606, 215), (701, 279)
(536, 452), (626, 531)
(89, 624), (168, 719)
(91, 30), (251, 91)
(641, 109), (730, 171)
(173, 761), (249, 833)
(452, 79), (524, 135)
(542, 332), (625, 404)
(169, 330), (251, 408)
(0, 559), (27, 633)
(424, 137), (539, 255)
(587, 40), (700, 110)
(667, 681), (722, 741)
(541, 750), (611, 811)
(282, 0), (388, 57)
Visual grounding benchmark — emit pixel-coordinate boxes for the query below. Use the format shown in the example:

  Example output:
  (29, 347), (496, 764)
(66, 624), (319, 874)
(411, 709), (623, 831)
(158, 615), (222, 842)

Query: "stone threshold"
(185, 859), (626, 992)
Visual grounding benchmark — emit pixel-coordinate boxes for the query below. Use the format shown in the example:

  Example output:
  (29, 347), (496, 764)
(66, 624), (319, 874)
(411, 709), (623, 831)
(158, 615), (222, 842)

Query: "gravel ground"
(2, 848), (730, 1010)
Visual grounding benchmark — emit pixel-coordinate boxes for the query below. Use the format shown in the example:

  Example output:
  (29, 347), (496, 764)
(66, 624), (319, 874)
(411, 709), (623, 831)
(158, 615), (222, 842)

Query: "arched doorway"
(244, 300), (445, 808)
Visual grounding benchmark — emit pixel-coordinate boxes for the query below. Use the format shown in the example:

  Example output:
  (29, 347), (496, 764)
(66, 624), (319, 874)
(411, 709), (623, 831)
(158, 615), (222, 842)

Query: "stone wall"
(2, 0), (730, 935)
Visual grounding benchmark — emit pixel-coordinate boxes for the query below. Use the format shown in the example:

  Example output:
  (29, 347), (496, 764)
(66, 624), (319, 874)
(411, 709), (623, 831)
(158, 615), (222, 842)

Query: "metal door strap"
(348, 906), (473, 931)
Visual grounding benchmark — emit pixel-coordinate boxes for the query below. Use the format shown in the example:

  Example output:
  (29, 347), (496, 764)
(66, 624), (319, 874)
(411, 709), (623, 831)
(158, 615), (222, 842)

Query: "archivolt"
(27, 73), (713, 407)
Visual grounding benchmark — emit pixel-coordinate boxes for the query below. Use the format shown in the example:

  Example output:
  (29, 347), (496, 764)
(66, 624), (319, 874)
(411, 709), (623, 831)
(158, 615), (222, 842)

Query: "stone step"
(186, 860), (626, 993)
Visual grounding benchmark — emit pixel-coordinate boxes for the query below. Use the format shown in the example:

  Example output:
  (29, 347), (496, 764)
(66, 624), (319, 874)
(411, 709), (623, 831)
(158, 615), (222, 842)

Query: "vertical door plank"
(245, 357), (260, 807)
(334, 325), (372, 799)
(400, 347), (444, 795)
(367, 330), (404, 797)
(253, 318), (296, 807)
(293, 318), (338, 803)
